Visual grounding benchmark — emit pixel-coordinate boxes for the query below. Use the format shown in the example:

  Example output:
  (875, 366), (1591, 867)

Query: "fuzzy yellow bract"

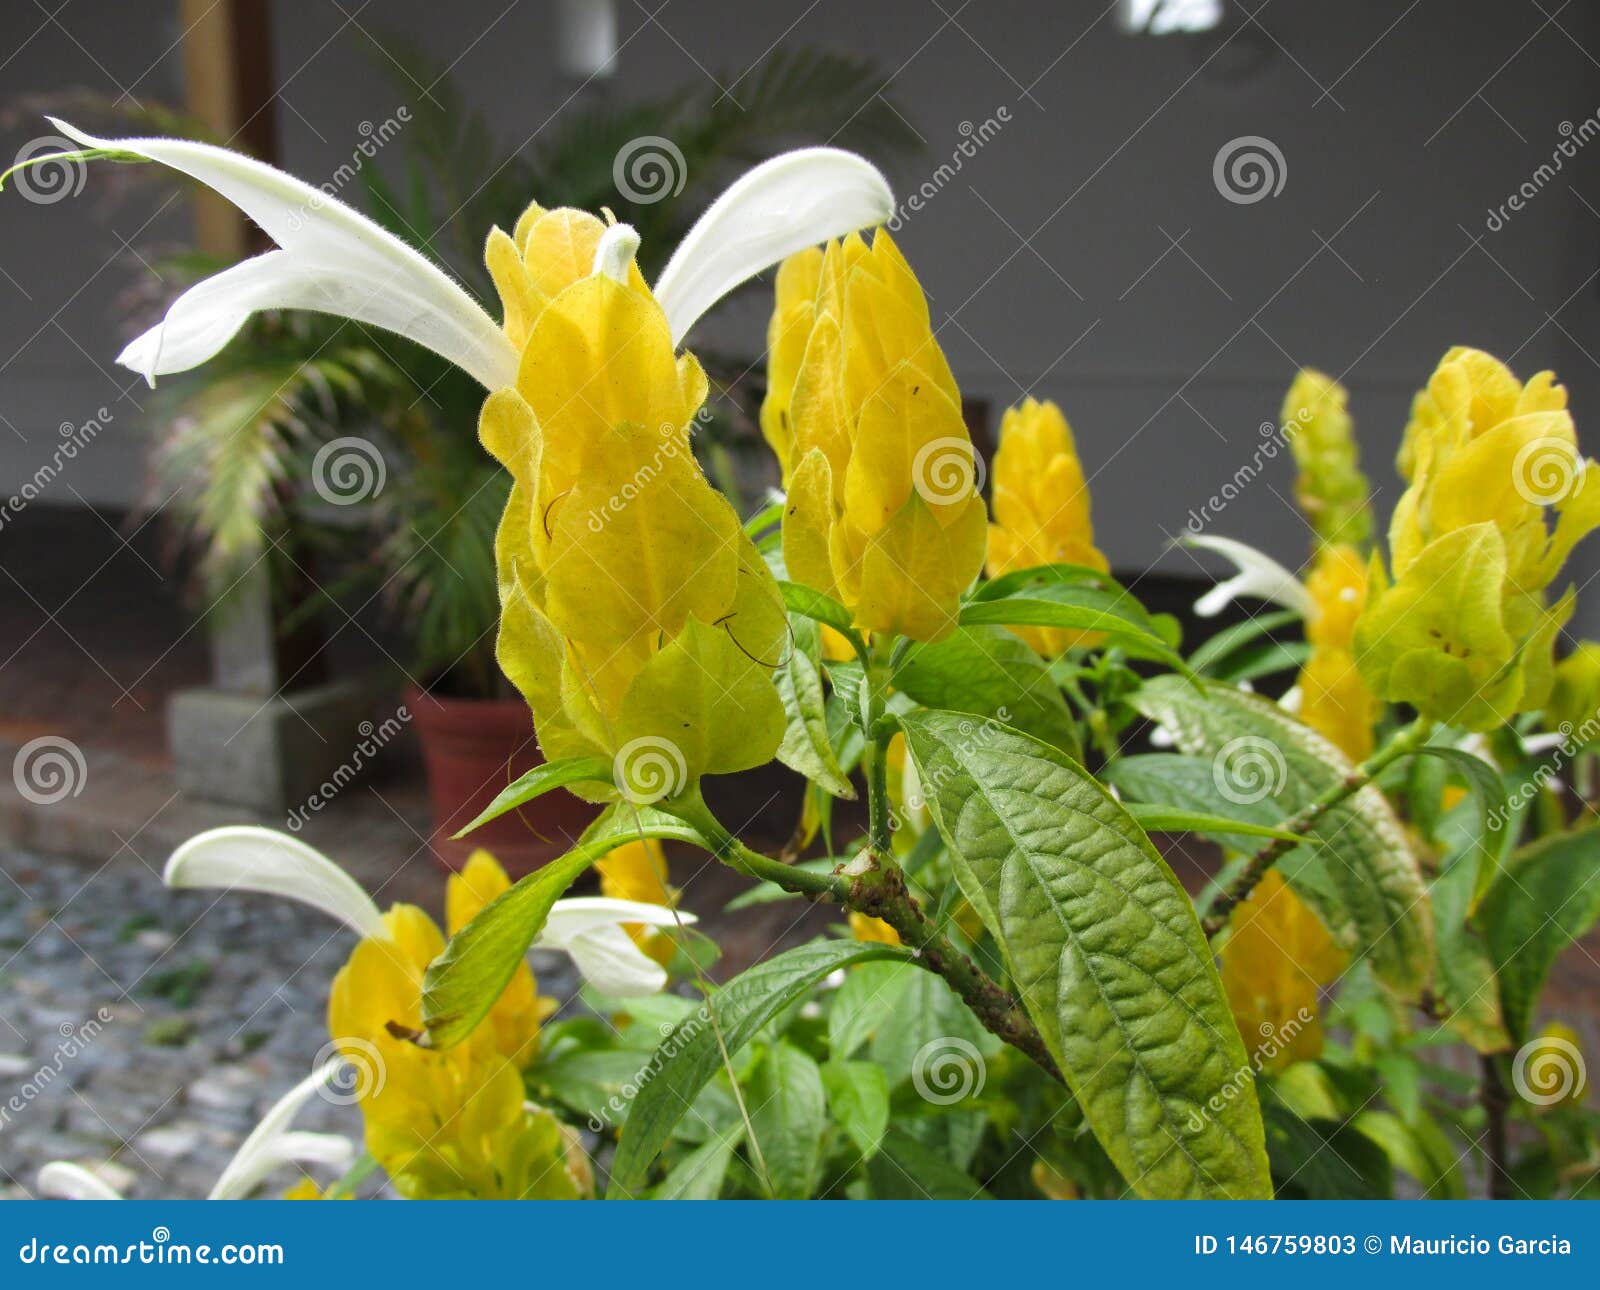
(1297, 544), (1379, 761)
(1355, 348), (1600, 731)
(1282, 369), (1371, 551)
(596, 837), (678, 967)
(326, 852), (584, 1199)
(768, 231), (987, 643)
(848, 912), (901, 945)
(481, 203), (786, 800)
(985, 397), (1109, 655)
(1218, 870), (1347, 1074)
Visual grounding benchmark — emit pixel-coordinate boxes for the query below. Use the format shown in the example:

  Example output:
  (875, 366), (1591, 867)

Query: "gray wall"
(4, 0), (1599, 626)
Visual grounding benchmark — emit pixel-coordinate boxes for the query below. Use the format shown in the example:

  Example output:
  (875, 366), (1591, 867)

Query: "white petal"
(164, 827), (387, 941)
(49, 118), (517, 390)
(539, 896), (694, 945)
(1184, 534), (1314, 618)
(593, 223), (641, 284)
(1279, 684), (1304, 715)
(210, 1133), (355, 1201)
(37, 1162), (123, 1200)
(560, 922), (669, 996)
(210, 1061), (347, 1199)
(653, 147), (893, 345)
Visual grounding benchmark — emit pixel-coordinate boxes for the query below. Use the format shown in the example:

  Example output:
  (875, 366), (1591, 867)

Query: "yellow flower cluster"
(482, 204), (786, 798)
(1297, 544), (1380, 761)
(1356, 348), (1600, 730)
(985, 398), (1109, 656)
(1218, 870), (1346, 1074)
(766, 231), (987, 643)
(1282, 369), (1372, 551)
(327, 851), (588, 1199)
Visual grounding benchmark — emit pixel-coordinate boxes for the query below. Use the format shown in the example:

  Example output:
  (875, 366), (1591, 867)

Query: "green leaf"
(892, 625), (1082, 761)
(868, 964), (991, 1096)
(1104, 753), (1291, 856)
(959, 587), (1185, 670)
(778, 580), (856, 638)
(1398, 745), (1508, 903)
(820, 1060), (890, 1160)
(607, 939), (912, 1197)
(750, 1041), (827, 1198)
(1133, 676), (1433, 996)
(653, 1127), (742, 1200)
(450, 755), (614, 837)
(866, 1127), (993, 1199)
(1263, 1103), (1392, 1199)
(1427, 846), (1510, 1053)
(422, 810), (705, 1048)
(1188, 608), (1301, 676)
(1475, 822), (1600, 1042)
(970, 561), (1120, 603)
(899, 708), (1272, 1199)
(774, 645), (856, 798)
(828, 959), (914, 1058)
(1354, 1110), (1466, 1200)
(1124, 803), (1303, 844)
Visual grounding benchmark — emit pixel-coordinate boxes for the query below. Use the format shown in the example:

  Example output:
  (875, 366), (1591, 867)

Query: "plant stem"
(1202, 717), (1434, 937)
(666, 789), (1064, 1084)
(1480, 1053), (1513, 1200)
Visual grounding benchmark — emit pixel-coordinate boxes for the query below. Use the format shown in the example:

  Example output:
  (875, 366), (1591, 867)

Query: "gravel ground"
(0, 848), (578, 1200)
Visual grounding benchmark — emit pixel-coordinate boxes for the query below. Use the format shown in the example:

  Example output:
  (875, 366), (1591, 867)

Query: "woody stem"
(665, 787), (1063, 1083)
(1201, 716), (1435, 937)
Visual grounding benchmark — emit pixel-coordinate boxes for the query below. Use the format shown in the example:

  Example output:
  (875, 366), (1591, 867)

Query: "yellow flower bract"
(1356, 348), (1600, 731)
(985, 397), (1109, 656)
(767, 231), (987, 643)
(326, 850), (583, 1199)
(481, 203), (786, 797)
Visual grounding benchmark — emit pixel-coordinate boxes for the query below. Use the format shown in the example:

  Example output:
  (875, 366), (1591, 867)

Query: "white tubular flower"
(164, 826), (691, 996)
(47, 118), (517, 390)
(37, 1063), (354, 1201)
(1184, 534), (1315, 619)
(39, 121), (892, 389)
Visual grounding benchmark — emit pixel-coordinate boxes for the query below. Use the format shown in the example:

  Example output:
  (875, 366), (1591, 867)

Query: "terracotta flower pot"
(406, 687), (598, 878)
